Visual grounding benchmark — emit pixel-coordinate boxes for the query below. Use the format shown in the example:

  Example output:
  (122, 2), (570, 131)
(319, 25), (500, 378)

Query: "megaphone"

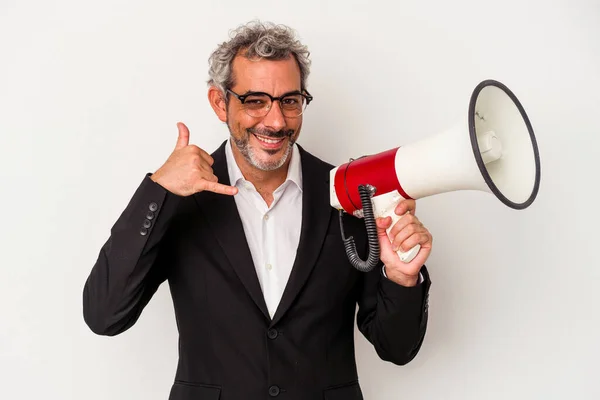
(330, 79), (541, 272)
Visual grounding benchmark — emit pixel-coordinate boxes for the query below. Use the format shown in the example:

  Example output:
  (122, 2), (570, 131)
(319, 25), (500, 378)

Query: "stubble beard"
(228, 123), (296, 172)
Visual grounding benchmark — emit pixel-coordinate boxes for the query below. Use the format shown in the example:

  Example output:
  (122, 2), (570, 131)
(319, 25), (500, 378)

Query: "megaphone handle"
(372, 190), (421, 263)
(385, 211), (421, 263)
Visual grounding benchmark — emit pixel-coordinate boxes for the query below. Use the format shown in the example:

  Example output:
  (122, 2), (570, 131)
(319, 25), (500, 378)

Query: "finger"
(375, 217), (398, 264)
(375, 216), (392, 232)
(175, 122), (190, 150)
(204, 173), (219, 183)
(395, 199), (416, 216)
(397, 231), (431, 253)
(421, 232), (433, 249)
(196, 169), (219, 182)
(389, 213), (419, 238)
(195, 180), (238, 196)
(188, 145), (215, 166)
(392, 224), (426, 252)
(196, 160), (214, 175)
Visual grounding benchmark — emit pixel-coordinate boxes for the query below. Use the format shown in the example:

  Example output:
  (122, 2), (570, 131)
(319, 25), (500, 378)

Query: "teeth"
(255, 135), (283, 144)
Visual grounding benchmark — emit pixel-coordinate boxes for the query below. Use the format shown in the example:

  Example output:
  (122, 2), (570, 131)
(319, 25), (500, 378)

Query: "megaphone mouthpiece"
(477, 130), (503, 164)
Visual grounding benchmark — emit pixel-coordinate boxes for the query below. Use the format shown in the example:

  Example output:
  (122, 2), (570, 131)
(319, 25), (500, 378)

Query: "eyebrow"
(240, 89), (303, 96)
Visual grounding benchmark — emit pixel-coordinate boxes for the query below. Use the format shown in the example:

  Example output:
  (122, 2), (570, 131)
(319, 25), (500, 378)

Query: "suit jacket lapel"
(194, 141), (332, 324)
(194, 141), (271, 321)
(270, 146), (331, 326)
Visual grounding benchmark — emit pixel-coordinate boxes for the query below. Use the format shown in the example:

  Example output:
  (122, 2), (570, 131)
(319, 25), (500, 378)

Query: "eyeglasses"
(226, 89), (313, 118)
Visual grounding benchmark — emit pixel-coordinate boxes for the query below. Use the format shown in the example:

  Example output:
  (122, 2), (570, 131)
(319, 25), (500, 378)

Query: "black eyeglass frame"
(226, 89), (313, 117)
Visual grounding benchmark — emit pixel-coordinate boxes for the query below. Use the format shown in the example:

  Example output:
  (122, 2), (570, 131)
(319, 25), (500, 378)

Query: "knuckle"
(193, 179), (205, 191)
(423, 233), (430, 243)
(190, 164), (202, 175)
(400, 236), (411, 249)
(403, 236), (417, 250)
(388, 226), (398, 238)
(189, 153), (201, 163)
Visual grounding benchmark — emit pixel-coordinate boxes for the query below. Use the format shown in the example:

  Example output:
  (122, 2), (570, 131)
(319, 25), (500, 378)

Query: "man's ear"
(208, 86), (227, 122)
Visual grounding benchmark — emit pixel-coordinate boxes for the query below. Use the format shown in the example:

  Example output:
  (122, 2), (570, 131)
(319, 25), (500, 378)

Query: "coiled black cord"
(339, 184), (380, 272)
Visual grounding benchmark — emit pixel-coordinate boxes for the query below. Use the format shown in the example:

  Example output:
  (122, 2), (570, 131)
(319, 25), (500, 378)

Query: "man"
(83, 21), (433, 400)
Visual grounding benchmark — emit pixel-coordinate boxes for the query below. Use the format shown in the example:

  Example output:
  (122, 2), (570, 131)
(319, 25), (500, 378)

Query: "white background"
(1, 0), (599, 399)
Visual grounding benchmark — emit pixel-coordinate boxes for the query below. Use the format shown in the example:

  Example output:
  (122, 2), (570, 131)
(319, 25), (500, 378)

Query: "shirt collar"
(224, 137), (303, 192)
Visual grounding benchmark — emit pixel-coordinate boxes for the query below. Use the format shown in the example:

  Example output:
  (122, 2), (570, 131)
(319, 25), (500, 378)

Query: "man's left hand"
(376, 199), (433, 287)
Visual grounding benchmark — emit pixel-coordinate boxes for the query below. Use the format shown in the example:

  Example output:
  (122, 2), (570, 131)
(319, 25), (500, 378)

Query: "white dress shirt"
(225, 139), (422, 318)
(225, 139), (303, 318)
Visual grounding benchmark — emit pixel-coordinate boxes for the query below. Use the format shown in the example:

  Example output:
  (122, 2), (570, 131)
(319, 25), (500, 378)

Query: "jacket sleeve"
(356, 262), (431, 365)
(82, 174), (182, 336)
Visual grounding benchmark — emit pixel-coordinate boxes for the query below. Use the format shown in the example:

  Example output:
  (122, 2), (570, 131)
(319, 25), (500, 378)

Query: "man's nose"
(261, 102), (286, 131)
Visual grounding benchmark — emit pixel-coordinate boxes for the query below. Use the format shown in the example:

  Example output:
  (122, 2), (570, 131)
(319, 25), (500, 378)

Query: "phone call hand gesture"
(150, 122), (238, 197)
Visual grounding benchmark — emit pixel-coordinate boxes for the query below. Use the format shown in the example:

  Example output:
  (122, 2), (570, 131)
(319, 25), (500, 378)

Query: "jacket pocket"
(323, 380), (363, 400)
(169, 381), (221, 400)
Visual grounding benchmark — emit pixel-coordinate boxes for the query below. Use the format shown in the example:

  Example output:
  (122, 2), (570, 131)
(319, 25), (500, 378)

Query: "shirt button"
(267, 328), (278, 339)
(264, 214), (269, 220)
(268, 385), (280, 397)
(266, 263), (272, 271)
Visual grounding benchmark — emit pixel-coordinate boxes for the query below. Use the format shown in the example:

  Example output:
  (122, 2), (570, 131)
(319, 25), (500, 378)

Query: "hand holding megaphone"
(151, 122), (238, 197)
(372, 192), (423, 264)
(375, 198), (433, 283)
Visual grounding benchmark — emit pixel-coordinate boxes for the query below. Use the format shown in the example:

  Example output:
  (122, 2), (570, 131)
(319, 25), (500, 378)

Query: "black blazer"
(83, 141), (431, 400)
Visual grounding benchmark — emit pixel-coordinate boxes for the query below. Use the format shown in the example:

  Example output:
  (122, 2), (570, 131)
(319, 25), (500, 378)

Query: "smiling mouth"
(253, 133), (286, 145)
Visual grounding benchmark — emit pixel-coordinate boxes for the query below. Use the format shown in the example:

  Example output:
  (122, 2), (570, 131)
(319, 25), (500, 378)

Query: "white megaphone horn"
(330, 79), (542, 272)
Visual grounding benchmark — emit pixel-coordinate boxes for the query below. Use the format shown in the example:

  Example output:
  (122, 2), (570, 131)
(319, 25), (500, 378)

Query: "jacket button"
(146, 211), (155, 220)
(267, 329), (278, 339)
(143, 219), (152, 229)
(149, 202), (158, 212)
(140, 228), (148, 236)
(268, 385), (280, 396)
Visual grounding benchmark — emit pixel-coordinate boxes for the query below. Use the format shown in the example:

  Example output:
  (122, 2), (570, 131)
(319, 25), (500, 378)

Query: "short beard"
(229, 124), (296, 171)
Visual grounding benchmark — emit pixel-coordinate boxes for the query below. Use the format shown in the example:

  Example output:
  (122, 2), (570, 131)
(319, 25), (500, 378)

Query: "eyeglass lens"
(244, 94), (306, 116)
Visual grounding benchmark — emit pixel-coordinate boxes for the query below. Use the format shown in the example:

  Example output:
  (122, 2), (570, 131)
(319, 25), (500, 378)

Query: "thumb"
(375, 216), (396, 264)
(175, 122), (190, 150)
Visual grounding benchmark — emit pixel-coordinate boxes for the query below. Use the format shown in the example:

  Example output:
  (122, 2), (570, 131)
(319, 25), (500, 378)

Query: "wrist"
(384, 266), (419, 287)
(150, 171), (169, 190)
(150, 171), (161, 183)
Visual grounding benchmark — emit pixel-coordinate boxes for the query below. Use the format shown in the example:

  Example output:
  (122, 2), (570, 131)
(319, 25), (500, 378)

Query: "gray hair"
(207, 21), (311, 96)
